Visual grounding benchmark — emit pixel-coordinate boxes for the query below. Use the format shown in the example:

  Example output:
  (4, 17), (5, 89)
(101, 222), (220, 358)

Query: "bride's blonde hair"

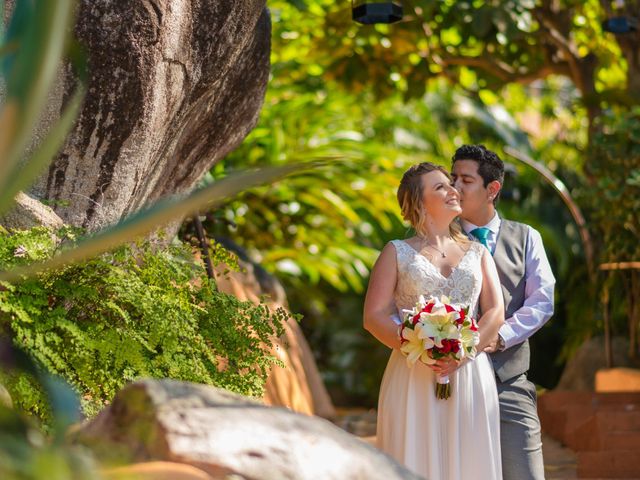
(397, 162), (469, 244)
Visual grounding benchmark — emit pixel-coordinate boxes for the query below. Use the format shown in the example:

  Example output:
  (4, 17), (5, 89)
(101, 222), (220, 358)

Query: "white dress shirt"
(461, 212), (556, 350)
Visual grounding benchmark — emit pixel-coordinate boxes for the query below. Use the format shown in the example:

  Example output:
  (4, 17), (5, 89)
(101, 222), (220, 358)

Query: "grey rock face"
(30, 1), (271, 231)
(73, 379), (422, 480)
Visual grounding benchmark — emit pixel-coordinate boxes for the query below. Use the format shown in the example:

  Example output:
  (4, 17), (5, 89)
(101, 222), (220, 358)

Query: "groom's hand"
(484, 335), (499, 353)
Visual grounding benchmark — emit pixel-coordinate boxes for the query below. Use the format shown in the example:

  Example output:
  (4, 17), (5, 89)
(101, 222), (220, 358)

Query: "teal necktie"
(470, 227), (491, 250)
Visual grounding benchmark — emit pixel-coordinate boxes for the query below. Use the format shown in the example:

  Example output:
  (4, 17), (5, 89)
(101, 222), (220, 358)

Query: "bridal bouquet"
(398, 295), (480, 399)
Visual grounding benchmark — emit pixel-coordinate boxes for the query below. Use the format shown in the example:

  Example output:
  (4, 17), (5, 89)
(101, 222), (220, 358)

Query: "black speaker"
(352, 2), (403, 25)
(602, 16), (638, 34)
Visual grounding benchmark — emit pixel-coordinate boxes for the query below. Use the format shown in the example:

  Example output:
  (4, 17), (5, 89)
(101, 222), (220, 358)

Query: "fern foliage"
(0, 227), (287, 423)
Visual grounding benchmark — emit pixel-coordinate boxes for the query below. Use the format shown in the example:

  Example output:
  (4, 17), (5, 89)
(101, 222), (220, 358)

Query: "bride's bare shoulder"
(371, 241), (400, 274)
(382, 239), (403, 255)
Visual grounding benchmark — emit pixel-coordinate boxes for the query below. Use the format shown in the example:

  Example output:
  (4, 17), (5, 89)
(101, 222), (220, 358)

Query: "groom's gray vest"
(490, 219), (529, 383)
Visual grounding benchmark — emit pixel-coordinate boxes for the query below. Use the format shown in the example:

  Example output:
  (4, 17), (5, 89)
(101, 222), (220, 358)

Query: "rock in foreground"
(73, 379), (421, 480)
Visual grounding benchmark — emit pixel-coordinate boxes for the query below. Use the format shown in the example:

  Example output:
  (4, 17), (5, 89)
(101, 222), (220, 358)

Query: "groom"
(451, 145), (555, 480)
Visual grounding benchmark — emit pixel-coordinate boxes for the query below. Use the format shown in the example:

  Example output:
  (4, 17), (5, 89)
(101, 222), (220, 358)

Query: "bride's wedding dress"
(377, 240), (502, 480)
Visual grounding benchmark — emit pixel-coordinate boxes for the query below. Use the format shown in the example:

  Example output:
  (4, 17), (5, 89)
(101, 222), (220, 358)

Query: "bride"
(363, 162), (504, 479)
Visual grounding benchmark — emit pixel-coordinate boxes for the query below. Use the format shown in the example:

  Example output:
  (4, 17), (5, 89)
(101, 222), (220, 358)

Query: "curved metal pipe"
(503, 146), (595, 279)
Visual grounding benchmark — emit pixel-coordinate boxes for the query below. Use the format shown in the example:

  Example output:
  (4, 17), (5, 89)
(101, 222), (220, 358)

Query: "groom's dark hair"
(452, 145), (505, 203)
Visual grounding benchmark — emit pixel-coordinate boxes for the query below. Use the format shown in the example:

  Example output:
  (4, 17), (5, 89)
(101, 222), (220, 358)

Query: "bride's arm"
(476, 248), (505, 351)
(363, 242), (402, 350)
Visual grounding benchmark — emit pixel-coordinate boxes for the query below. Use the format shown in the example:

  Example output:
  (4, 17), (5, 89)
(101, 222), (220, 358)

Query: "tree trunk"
(29, 0), (271, 231)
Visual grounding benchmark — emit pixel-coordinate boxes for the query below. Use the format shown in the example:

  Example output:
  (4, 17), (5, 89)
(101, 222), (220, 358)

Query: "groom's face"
(451, 160), (492, 219)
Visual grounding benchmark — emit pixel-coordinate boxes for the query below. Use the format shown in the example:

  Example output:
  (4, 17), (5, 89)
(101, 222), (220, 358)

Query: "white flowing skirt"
(377, 350), (502, 480)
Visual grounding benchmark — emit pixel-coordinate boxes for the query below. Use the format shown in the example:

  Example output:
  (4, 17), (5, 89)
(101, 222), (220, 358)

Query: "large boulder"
(11, 0), (272, 231)
(72, 379), (420, 480)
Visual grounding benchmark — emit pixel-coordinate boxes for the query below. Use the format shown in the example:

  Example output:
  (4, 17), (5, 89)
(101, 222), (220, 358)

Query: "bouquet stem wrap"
(436, 374), (451, 400)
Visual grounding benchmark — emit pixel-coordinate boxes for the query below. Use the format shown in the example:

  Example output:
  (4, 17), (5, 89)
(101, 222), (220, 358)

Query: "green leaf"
(0, 42), (18, 59)
(0, 0), (76, 190)
(40, 375), (81, 440)
(321, 189), (361, 223)
(0, 0), (33, 78)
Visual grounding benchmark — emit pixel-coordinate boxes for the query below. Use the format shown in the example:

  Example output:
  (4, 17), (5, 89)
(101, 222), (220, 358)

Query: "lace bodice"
(391, 239), (485, 317)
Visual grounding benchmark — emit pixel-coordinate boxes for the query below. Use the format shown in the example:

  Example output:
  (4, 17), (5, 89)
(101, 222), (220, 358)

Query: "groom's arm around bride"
(452, 144), (555, 480)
